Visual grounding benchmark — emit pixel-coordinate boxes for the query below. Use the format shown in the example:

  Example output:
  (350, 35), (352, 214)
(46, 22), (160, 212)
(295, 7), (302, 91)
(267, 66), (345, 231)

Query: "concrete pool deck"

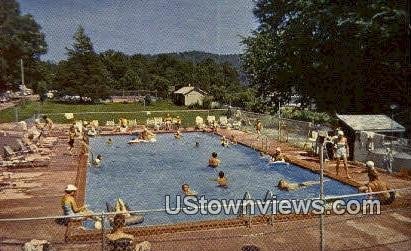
(0, 124), (410, 250)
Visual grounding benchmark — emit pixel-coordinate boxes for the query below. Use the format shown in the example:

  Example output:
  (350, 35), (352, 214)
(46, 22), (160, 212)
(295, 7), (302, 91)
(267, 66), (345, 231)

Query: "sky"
(19, 0), (258, 62)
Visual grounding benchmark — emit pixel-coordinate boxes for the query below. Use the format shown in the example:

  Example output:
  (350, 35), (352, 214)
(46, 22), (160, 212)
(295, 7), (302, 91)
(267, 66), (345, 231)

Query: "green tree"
(243, 0), (408, 115)
(0, 0), (47, 91)
(56, 26), (110, 101)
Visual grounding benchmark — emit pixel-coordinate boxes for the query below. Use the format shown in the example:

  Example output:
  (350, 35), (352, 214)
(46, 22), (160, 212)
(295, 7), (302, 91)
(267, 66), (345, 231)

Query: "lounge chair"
(128, 119), (137, 128)
(21, 138), (51, 155)
(207, 116), (216, 126)
(16, 139), (31, 154)
(146, 118), (155, 129)
(3, 145), (49, 166)
(3, 146), (25, 161)
(153, 117), (163, 130)
(305, 131), (319, 153)
(106, 120), (115, 127)
(90, 120), (99, 128)
(195, 116), (205, 130)
(232, 120), (241, 130)
(219, 116), (229, 129)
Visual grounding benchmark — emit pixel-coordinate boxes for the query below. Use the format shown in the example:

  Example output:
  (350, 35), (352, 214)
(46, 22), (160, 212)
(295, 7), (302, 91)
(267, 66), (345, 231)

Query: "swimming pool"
(86, 132), (358, 226)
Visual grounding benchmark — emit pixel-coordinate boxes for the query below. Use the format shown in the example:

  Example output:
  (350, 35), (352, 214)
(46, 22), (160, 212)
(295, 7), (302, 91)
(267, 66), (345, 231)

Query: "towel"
(365, 131), (375, 151)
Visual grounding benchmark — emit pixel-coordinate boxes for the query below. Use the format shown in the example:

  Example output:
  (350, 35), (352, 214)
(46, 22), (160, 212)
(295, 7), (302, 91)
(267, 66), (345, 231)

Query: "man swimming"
(92, 154), (102, 166)
(208, 152), (221, 168)
(277, 179), (322, 191)
(182, 184), (197, 196)
(212, 171), (228, 188)
(272, 147), (285, 162)
(174, 130), (182, 139)
(221, 136), (229, 147)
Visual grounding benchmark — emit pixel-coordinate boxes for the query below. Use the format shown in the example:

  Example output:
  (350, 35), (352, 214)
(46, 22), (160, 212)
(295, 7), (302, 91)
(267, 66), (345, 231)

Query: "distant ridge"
(147, 51), (242, 71)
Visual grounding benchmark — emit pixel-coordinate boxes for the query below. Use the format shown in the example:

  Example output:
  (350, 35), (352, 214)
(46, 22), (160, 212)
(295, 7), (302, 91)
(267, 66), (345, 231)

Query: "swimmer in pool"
(141, 126), (155, 141)
(277, 179), (322, 191)
(195, 142), (200, 147)
(182, 184), (197, 196)
(211, 171), (228, 188)
(271, 147), (285, 162)
(230, 134), (237, 145)
(208, 152), (221, 168)
(174, 130), (182, 139)
(106, 138), (113, 145)
(221, 136), (229, 147)
(92, 154), (102, 166)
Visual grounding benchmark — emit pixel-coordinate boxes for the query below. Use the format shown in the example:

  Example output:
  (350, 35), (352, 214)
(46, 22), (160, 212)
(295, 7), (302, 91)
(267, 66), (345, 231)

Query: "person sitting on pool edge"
(212, 171), (228, 188)
(271, 147), (285, 162)
(277, 179), (322, 191)
(174, 130), (182, 139)
(140, 126), (155, 141)
(182, 183), (197, 196)
(230, 134), (237, 145)
(358, 166), (395, 205)
(106, 138), (113, 145)
(61, 184), (101, 227)
(209, 152), (221, 168)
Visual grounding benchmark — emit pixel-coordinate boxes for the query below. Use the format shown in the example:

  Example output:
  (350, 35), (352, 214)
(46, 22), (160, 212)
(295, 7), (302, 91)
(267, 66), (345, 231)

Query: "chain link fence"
(0, 188), (410, 250)
(235, 110), (313, 148)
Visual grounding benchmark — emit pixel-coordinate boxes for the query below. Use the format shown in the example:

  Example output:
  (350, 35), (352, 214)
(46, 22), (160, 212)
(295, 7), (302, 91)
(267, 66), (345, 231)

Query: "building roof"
(336, 114), (405, 132)
(174, 86), (207, 95)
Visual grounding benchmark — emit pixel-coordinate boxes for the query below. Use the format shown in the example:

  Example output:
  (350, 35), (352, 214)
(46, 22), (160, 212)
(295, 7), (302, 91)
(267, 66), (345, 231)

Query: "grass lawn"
(0, 100), (227, 127)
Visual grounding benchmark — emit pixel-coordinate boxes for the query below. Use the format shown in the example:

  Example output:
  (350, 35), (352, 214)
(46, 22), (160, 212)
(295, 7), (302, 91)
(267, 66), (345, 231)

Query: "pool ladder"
(239, 190), (275, 227)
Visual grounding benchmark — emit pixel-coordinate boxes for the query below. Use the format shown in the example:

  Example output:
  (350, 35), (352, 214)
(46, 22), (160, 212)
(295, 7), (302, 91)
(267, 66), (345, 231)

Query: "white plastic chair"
(207, 116), (216, 126)
(195, 116), (205, 129)
(219, 116), (228, 128)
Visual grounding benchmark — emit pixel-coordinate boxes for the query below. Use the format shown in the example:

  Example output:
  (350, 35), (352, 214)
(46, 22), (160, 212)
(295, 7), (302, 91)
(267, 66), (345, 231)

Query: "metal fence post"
(15, 107), (18, 122)
(101, 212), (105, 251)
(320, 142), (325, 251)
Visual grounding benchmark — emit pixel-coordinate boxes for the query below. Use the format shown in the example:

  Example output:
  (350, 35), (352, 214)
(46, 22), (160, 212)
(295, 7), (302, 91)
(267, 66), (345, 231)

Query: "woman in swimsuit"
(334, 131), (351, 179)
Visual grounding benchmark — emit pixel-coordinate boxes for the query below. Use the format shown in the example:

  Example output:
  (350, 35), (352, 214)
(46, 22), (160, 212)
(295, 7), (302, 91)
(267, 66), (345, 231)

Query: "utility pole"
(20, 59), (25, 87)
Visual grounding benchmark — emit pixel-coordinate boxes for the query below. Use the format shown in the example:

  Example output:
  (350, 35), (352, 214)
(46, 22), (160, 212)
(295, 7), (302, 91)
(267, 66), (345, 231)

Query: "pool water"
(86, 132), (358, 226)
